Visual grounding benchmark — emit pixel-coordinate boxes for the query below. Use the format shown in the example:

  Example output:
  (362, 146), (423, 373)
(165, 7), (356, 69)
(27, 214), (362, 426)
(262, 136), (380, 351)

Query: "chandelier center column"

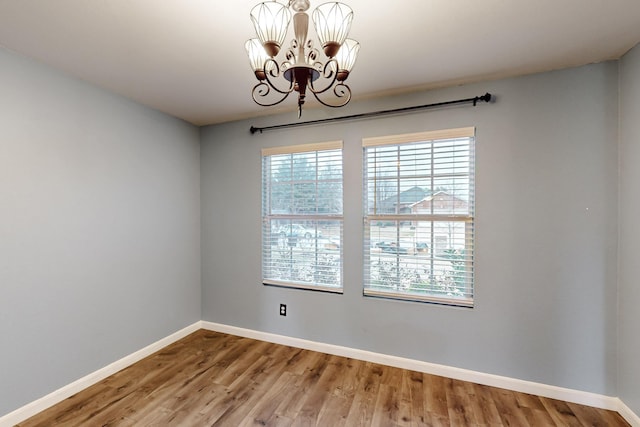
(292, 12), (309, 63)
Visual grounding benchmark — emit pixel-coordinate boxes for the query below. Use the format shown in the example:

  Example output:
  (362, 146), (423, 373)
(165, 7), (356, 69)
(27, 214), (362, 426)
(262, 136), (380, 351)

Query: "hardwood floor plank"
(123, 407), (173, 426)
(316, 393), (353, 427)
(72, 389), (149, 426)
(423, 374), (450, 421)
(280, 347), (316, 376)
(489, 386), (533, 426)
(274, 350), (329, 421)
(330, 357), (363, 400)
(539, 396), (583, 426)
(392, 370), (415, 426)
(343, 362), (385, 426)
(371, 383), (400, 426)
(295, 354), (349, 425)
(238, 371), (298, 427)
(423, 415), (452, 427)
(214, 338), (272, 387)
(315, 358), (363, 426)
(464, 382), (503, 426)
(405, 371), (428, 427)
(523, 407), (559, 427)
(445, 378), (476, 426)
(212, 344), (303, 426)
(149, 381), (228, 425)
(17, 330), (630, 427)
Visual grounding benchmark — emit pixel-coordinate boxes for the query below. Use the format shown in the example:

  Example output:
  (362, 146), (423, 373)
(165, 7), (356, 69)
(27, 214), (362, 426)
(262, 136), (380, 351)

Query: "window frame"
(261, 141), (344, 293)
(362, 127), (475, 307)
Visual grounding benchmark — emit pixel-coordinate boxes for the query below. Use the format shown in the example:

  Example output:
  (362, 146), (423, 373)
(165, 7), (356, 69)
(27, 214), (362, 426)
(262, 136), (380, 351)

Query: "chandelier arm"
(251, 82), (291, 107)
(263, 58), (296, 95)
(306, 44), (321, 68)
(310, 82), (352, 108)
(308, 59), (339, 95)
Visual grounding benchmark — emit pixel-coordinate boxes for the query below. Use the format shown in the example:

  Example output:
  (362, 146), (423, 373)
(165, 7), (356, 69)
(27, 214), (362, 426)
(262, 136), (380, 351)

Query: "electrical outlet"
(279, 304), (287, 316)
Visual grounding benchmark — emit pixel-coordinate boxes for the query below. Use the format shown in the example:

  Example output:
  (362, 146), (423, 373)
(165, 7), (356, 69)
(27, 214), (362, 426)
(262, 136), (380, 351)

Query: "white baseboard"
(0, 321), (202, 427)
(202, 321), (630, 415)
(618, 400), (640, 427)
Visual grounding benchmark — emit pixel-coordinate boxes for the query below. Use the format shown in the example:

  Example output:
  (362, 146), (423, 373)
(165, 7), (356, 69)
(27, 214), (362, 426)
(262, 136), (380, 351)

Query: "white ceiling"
(0, 1), (639, 126)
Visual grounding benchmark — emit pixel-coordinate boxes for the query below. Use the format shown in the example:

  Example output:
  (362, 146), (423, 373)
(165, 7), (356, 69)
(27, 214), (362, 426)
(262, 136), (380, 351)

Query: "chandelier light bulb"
(250, 2), (292, 57)
(245, 38), (270, 80)
(334, 38), (360, 81)
(312, 2), (353, 58)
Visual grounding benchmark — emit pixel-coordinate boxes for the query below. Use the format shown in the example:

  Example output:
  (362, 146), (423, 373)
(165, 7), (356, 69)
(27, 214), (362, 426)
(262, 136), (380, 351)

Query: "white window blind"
(262, 141), (343, 292)
(363, 127), (475, 306)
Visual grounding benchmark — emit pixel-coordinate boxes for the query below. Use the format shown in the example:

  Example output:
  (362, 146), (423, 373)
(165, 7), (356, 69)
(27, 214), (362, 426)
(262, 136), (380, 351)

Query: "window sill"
(263, 280), (344, 294)
(364, 289), (473, 308)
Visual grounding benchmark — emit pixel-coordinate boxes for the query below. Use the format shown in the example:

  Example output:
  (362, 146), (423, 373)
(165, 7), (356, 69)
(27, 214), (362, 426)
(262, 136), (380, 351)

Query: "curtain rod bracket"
(250, 92), (492, 134)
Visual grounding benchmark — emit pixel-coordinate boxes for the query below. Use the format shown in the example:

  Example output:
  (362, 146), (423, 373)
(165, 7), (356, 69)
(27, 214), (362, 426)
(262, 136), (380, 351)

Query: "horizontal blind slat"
(262, 140), (343, 156)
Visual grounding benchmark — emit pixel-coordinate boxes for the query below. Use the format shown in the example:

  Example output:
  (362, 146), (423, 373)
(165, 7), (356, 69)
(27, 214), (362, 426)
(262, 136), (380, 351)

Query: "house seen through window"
(363, 127), (475, 307)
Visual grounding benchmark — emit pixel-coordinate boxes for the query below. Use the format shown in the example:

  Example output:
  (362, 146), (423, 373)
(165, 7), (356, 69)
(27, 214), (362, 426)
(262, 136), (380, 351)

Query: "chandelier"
(245, 0), (360, 117)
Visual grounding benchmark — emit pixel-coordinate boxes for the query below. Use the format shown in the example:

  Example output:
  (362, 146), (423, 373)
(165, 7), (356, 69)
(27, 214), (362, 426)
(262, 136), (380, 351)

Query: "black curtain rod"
(250, 92), (492, 134)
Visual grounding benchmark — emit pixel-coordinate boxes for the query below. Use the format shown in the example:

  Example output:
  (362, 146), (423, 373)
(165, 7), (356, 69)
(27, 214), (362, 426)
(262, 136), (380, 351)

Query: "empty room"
(1, 1), (639, 426)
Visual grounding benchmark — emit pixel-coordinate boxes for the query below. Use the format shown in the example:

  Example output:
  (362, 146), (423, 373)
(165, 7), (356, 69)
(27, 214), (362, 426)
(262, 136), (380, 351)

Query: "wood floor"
(18, 329), (629, 427)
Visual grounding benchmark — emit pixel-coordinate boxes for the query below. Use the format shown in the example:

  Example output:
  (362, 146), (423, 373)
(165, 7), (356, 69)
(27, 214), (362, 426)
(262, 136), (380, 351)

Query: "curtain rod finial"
(473, 93), (492, 106)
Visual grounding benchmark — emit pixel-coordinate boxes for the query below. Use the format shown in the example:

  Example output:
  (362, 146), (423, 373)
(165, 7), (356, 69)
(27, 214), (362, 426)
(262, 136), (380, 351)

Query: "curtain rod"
(250, 92), (492, 134)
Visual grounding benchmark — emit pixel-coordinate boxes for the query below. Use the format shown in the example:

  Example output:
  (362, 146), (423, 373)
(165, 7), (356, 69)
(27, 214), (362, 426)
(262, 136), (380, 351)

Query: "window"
(363, 127), (475, 306)
(262, 141), (343, 292)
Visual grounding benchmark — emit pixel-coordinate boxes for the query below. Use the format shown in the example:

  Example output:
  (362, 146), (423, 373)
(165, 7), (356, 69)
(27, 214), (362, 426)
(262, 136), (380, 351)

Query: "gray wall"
(619, 43), (640, 415)
(201, 62), (620, 396)
(0, 48), (201, 415)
